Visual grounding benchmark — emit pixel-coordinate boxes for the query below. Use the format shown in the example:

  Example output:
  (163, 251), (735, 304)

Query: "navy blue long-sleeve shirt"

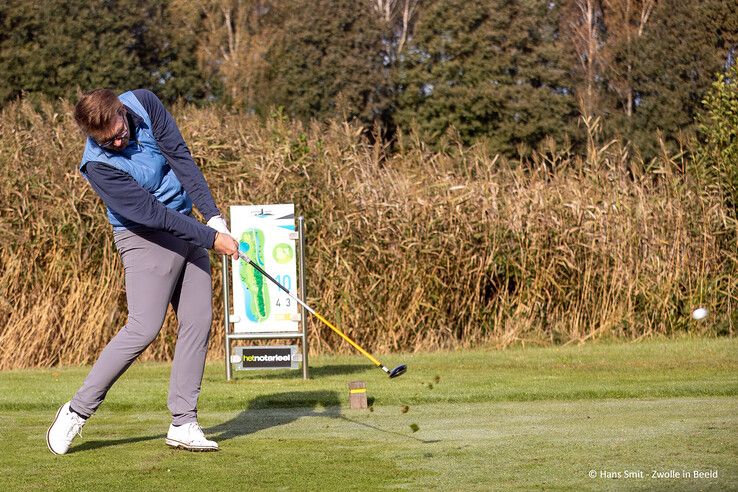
(83, 89), (219, 249)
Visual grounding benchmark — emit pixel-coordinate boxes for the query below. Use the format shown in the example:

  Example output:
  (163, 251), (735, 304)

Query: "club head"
(389, 364), (407, 378)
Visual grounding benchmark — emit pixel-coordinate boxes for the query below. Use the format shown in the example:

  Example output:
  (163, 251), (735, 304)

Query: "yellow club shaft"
(312, 311), (382, 367)
(238, 251), (384, 369)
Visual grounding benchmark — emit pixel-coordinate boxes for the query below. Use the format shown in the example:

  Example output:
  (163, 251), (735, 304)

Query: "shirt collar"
(123, 104), (144, 129)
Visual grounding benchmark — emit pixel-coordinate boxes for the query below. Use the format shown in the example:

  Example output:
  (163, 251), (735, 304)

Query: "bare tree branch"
(569, 0), (602, 119)
(371, 0), (419, 55)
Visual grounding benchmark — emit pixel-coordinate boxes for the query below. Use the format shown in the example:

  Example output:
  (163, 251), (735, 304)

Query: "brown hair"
(73, 89), (124, 138)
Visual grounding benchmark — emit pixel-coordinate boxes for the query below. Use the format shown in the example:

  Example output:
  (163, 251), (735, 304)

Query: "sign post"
(222, 204), (309, 380)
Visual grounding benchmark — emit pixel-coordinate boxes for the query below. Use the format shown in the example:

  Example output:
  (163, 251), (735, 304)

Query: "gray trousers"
(71, 230), (212, 426)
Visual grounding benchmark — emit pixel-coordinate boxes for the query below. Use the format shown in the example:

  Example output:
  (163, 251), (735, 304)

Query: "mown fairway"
(1, 338), (736, 491)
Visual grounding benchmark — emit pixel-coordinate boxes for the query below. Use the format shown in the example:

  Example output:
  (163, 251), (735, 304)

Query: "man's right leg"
(69, 231), (188, 419)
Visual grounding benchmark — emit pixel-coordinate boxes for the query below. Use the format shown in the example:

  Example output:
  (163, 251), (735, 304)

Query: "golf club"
(237, 250), (407, 379)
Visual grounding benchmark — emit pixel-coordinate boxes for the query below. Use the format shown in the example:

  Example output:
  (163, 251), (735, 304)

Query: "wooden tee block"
(348, 381), (368, 409)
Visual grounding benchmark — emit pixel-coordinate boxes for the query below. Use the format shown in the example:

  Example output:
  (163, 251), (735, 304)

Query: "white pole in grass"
(222, 254), (233, 381)
(298, 215), (309, 379)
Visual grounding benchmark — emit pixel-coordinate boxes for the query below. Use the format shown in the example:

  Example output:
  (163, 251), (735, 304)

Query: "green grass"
(1, 338), (737, 491)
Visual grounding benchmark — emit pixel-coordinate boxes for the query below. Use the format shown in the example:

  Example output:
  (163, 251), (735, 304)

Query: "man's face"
(95, 109), (129, 151)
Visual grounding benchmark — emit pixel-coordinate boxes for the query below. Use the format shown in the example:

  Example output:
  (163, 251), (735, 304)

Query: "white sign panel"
(230, 204), (299, 333)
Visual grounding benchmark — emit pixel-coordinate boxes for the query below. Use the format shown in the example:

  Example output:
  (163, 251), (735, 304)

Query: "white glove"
(207, 215), (236, 240)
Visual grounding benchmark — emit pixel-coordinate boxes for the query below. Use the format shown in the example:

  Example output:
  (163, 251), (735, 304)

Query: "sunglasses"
(96, 112), (129, 148)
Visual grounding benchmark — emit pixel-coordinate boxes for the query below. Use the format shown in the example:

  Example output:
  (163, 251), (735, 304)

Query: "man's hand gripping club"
(208, 215), (239, 259)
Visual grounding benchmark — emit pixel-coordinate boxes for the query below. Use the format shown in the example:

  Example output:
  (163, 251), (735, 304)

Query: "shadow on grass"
(209, 391), (440, 444)
(229, 364), (371, 380)
(70, 391), (342, 453)
(71, 389), (436, 452)
(70, 433), (166, 453)
(339, 416), (441, 444)
(208, 390), (342, 441)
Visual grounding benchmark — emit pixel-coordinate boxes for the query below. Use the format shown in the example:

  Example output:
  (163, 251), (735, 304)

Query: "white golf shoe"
(47, 402), (86, 455)
(165, 422), (219, 451)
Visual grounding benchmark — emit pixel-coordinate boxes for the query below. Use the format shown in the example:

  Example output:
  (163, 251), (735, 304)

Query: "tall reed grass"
(0, 98), (734, 368)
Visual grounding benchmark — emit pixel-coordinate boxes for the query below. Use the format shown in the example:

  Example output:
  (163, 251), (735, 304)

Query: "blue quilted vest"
(79, 91), (192, 230)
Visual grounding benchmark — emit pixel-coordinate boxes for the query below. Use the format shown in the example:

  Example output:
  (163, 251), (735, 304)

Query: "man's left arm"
(133, 89), (222, 222)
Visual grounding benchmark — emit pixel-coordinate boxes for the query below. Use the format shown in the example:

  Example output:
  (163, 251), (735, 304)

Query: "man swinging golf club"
(47, 89), (239, 454)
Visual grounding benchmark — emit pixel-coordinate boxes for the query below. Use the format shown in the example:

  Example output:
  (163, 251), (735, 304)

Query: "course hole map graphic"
(238, 229), (270, 322)
(230, 204), (299, 333)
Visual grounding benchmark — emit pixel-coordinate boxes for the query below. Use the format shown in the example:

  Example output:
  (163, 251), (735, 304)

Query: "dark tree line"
(0, 0), (735, 157)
